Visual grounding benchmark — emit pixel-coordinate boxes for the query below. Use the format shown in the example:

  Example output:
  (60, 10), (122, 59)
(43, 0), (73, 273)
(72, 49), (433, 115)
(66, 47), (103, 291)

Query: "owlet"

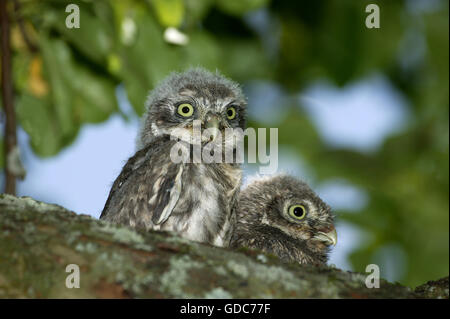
(100, 68), (247, 247)
(230, 175), (337, 265)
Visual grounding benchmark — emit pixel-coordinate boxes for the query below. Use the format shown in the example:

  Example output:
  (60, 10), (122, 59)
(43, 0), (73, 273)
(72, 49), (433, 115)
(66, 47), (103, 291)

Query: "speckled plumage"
(101, 68), (246, 247)
(230, 175), (337, 265)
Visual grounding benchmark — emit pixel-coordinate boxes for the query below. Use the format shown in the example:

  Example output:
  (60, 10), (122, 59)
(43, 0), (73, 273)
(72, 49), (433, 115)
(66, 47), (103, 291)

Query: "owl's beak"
(205, 115), (220, 141)
(314, 227), (337, 246)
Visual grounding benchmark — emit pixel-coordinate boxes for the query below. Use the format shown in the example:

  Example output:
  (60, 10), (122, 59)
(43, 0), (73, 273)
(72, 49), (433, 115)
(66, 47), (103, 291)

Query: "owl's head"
(237, 174), (337, 263)
(138, 67), (247, 149)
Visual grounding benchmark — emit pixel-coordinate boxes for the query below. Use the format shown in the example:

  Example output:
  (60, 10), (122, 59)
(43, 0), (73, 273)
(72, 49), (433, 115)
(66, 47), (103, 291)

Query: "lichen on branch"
(0, 194), (447, 298)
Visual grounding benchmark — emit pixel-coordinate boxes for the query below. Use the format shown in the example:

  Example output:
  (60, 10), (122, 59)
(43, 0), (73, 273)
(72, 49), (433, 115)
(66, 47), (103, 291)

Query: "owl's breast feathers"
(100, 135), (241, 247)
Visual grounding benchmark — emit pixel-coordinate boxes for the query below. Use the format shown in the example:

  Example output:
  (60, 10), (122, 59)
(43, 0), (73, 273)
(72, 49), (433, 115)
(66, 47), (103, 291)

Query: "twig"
(1, 0), (18, 194)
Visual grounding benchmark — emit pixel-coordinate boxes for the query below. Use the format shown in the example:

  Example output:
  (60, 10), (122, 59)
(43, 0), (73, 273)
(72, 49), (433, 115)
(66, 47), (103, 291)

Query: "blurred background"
(0, 0), (448, 288)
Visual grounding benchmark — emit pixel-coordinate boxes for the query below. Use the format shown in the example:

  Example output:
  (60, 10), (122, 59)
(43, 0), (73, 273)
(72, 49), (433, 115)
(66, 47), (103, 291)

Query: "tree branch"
(1, 0), (18, 194)
(0, 194), (447, 298)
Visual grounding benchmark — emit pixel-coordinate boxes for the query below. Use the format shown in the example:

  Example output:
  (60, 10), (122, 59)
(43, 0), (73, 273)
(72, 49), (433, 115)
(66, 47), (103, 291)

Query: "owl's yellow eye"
(288, 205), (306, 220)
(226, 107), (236, 120)
(177, 103), (194, 117)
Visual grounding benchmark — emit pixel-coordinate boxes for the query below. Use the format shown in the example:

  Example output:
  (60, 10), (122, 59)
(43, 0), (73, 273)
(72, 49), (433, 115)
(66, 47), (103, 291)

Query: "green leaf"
(118, 13), (179, 114)
(33, 35), (118, 153)
(217, 0), (269, 16)
(151, 0), (184, 27)
(40, 36), (75, 138)
(52, 3), (115, 64)
(16, 94), (61, 157)
(218, 39), (271, 80)
(184, 0), (214, 26)
(180, 31), (221, 69)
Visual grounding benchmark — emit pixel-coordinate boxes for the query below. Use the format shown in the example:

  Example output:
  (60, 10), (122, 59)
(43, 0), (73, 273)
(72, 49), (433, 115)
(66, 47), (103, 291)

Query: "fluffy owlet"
(230, 175), (337, 265)
(100, 68), (246, 247)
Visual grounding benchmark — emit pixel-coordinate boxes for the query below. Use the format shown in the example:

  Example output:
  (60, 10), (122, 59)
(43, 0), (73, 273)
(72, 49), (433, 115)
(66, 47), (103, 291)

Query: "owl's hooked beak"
(204, 115), (221, 142)
(314, 227), (337, 246)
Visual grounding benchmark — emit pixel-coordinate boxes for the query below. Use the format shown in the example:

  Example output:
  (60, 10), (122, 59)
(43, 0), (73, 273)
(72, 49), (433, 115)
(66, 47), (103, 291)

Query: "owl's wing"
(100, 136), (184, 228)
(151, 164), (183, 225)
(99, 146), (146, 221)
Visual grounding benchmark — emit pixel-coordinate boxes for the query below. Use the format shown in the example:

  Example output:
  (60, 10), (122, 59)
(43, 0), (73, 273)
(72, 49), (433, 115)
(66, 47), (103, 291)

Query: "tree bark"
(0, 0), (17, 194)
(0, 194), (448, 298)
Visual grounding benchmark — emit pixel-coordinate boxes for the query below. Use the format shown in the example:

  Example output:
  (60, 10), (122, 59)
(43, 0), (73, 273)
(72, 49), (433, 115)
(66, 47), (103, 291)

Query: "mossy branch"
(0, 194), (447, 298)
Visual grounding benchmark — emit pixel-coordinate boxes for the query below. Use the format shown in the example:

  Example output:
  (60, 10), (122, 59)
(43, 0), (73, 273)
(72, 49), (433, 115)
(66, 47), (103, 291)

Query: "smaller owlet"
(230, 175), (337, 265)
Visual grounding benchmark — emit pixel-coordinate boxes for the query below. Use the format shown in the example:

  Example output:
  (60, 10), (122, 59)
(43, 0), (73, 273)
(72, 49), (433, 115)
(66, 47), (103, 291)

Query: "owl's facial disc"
(138, 68), (247, 150)
(278, 199), (336, 248)
(160, 90), (244, 147)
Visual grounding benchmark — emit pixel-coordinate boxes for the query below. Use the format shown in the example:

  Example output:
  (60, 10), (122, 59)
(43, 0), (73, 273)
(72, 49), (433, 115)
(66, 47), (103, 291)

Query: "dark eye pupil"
(182, 106), (190, 113)
(227, 110), (233, 116)
(293, 207), (304, 217)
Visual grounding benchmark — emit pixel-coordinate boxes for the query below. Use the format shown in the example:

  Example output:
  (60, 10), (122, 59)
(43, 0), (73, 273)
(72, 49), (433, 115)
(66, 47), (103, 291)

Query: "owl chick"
(230, 175), (337, 265)
(100, 68), (246, 247)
